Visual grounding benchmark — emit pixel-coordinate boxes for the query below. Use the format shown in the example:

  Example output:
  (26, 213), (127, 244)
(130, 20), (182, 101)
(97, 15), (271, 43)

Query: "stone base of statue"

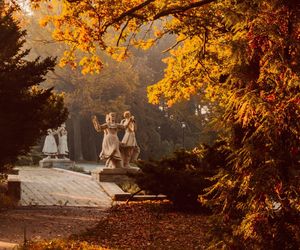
(91, 166), (140, 185)
(39, 157), (75, 169)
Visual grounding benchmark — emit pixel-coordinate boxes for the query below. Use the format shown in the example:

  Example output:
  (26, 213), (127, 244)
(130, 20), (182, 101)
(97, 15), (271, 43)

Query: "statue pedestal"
(39, 158), (75, 169)
(91, 166), (140, 185)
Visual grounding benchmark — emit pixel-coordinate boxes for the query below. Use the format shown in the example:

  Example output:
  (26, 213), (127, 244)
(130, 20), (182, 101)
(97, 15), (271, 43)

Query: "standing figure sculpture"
(120, 111), (140, 167)
(92, 112), (124, 168)
(42, 129), (58, 159)
(57, 123), (69, 159)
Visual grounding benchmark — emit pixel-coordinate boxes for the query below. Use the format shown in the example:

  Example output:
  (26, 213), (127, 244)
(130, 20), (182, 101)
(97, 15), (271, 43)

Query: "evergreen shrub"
(135, 141), (230, 208)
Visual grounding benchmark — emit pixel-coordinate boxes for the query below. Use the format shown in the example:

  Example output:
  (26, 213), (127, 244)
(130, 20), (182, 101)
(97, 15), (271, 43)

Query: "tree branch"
(154, 0), (217, 19)
(117, 18), (131, 46)
(104, 0), (155, 30)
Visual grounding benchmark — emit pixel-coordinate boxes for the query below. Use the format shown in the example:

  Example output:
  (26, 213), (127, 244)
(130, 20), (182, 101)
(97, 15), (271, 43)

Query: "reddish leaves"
(74, 201), (210, 249)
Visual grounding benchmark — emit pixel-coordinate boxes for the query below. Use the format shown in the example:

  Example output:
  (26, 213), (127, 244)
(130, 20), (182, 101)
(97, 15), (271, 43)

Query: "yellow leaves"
(147, 85), (161, 105)
(79, 55), (103, 74)
(147, 36), (214, 106)
(59, 50), (76, 68)
(34, 0), (215, 79)
(135, 39), (155, 50)
(26, 239), (108, 250)
(110, 47), (128, 62)
(59, 52), (103, 74)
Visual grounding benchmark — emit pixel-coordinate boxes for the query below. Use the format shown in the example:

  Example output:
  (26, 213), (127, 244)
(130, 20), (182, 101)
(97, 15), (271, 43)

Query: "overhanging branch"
(154, 0), (217, 19)
(104, 0), (155, 29)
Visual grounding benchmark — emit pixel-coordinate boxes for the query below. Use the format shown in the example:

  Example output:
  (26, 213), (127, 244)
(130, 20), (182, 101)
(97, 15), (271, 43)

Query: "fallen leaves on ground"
(74, 201), (210, 249)
(23, 239), (108, 250)
(25, 201), (210, 249)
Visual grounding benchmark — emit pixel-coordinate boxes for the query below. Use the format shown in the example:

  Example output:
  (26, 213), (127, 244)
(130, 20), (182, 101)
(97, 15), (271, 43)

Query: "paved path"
(0, 207), (109, 244)
(19, 167), (111, 208)
(0, 241), (18, 249)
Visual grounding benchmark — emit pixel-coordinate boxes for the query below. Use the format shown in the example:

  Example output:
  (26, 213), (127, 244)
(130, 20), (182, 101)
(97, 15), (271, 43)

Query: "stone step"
(99, 182), (168, 202)
(99, 182), (131, 201)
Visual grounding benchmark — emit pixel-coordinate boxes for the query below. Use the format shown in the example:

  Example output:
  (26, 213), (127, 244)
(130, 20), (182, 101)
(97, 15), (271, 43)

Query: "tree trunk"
(72, 114), (84, 161)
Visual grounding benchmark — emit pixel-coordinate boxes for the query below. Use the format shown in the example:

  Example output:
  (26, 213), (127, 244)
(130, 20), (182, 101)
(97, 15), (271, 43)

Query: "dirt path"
(0, 206), (108, 244)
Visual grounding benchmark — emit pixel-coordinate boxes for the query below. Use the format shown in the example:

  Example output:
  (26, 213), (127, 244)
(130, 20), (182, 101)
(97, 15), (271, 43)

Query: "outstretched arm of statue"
(117, 123), (126, 130)
(120, 119), (128, 129)
(52, 128), (59, 135)
(92, 115), (109, 132)
(92, 115), (101, 132)
(56, 126), (62, 134)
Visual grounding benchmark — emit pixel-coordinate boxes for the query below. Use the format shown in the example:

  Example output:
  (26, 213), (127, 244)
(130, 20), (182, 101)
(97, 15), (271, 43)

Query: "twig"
(126, 188), (143, 204)
(117, 18), (132, 46)
(163, 38), (187, 53)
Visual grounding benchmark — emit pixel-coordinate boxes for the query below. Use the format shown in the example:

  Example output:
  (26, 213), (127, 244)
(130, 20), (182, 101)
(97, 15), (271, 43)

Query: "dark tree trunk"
(81, 117), (98, 161)
(72, 114), (84, 161)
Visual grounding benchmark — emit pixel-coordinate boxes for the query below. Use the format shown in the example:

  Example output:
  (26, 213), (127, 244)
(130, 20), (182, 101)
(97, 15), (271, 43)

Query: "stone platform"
(39, 158), (75, 169)
(12, 167), (111, 207)
(91, 167), (140, 185)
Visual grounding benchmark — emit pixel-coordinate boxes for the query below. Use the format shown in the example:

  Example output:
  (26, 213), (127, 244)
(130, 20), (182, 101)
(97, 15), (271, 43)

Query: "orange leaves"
(274, 181), (283, 195)
(39, 17), (50, 27)
(265, 94), (276, 102)
(30, 0), (220, 75)
(70, 201), (210, 249)
(59, 50), (76, 68)
(79, 56), (103, 74)
(26, 239), (108, 250)
(147, 36), (214, 106)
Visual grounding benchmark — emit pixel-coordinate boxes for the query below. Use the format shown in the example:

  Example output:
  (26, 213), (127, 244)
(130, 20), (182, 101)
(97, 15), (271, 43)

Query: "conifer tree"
(0, 2), (68, 171)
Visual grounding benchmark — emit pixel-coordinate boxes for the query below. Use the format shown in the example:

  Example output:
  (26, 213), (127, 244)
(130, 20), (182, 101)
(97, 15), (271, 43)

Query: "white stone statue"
(42, 129), (58, 159)
(120, 111), (140, 167)
(92, 112), (124, 168)
(57, 123), (69, 159)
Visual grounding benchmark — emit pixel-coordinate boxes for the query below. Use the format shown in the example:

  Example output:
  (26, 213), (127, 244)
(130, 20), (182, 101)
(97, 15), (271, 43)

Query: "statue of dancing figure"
(42, 129), (58, 159)
(120, 111), (140, 167)
(57, 123), (69, 159)
(92, 112), (124, 168)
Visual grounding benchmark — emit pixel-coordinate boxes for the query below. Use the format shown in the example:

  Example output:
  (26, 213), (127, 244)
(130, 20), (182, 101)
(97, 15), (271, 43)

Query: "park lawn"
(26, 201), (210, 250)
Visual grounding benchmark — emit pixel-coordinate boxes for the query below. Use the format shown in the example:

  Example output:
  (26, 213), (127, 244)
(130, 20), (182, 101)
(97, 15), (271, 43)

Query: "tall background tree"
(30, 0), (300, 248)
(0, 1), (67, 172)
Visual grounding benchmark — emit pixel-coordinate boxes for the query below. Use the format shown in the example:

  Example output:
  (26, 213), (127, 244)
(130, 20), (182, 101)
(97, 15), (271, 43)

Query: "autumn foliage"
(30, 0), (300, 248)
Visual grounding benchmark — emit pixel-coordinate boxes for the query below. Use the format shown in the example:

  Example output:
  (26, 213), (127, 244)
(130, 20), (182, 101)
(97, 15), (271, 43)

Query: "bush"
(0, 181), (17, 208)
(119, 181), (147, 195)
(135, 141), (229, 208)
(0, 193), (16, 208)
(68, 165), (86, 174)
(16, 146), (43, 166)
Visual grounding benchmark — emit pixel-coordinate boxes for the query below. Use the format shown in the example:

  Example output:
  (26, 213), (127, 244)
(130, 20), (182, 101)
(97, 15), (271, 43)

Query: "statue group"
(92, 111), (140, 168)
(42, 123), (69, 159)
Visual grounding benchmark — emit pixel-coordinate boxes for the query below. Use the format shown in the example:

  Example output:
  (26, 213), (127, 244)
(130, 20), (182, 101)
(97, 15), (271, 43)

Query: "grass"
(68, 165), (87, 174)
